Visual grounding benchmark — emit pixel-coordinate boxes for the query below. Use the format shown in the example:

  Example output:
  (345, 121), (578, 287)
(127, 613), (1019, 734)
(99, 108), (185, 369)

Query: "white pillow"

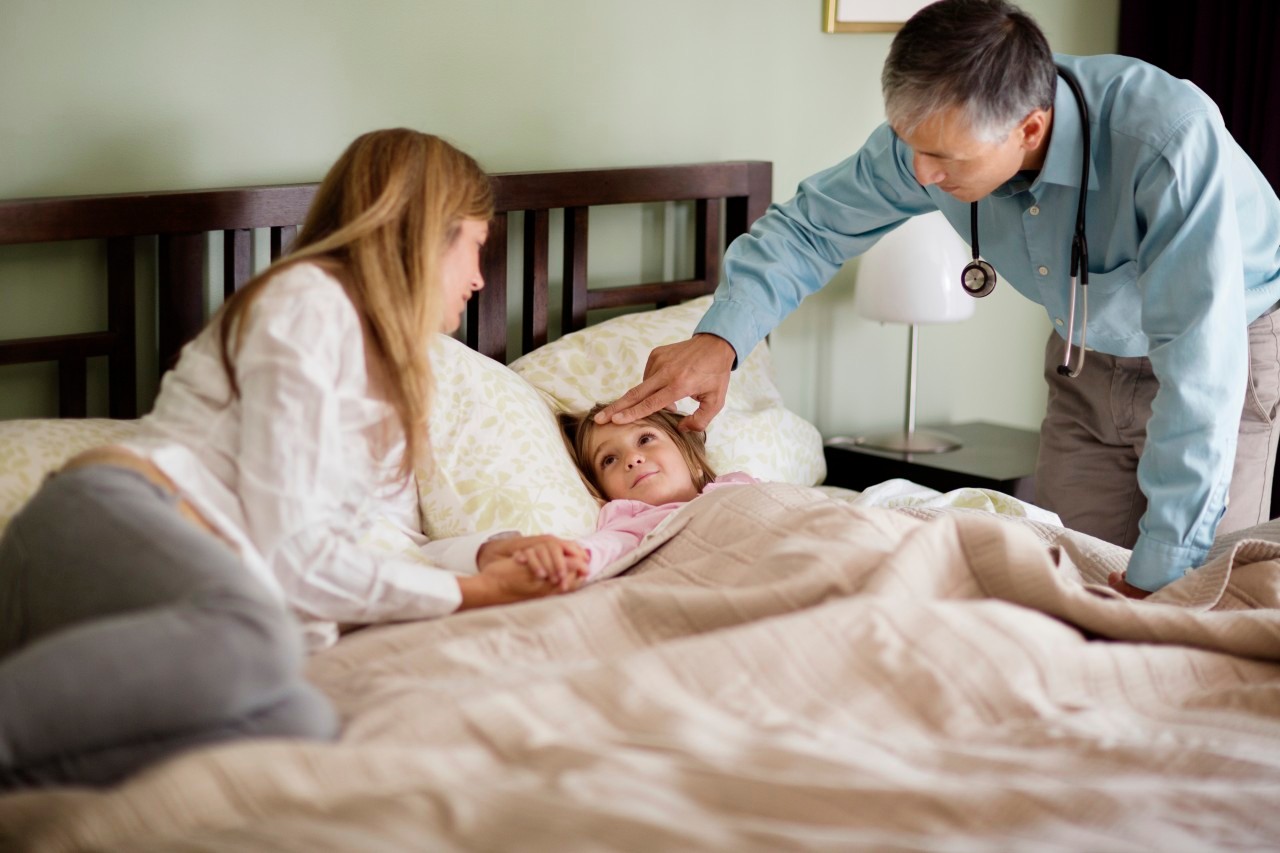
(416, 334), (601, 539)
(508, 296), (826, 486)
(0, 418), (143, 534)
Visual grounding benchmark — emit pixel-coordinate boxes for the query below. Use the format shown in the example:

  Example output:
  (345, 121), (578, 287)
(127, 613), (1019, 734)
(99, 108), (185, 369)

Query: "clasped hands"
(461, 534), (589, 609)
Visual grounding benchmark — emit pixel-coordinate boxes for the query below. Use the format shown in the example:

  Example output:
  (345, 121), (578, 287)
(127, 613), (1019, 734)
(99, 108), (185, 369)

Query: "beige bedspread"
(4, 482), (1280, 851)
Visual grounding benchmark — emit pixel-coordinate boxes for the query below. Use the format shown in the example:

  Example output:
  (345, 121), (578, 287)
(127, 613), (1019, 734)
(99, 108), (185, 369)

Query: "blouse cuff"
(419, 530), (515, 576)
(374, 556), (465, 618)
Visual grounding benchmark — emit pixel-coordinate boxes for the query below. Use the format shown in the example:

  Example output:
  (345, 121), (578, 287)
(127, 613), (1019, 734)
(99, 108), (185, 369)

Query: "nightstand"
(823, 420), (1040, 502)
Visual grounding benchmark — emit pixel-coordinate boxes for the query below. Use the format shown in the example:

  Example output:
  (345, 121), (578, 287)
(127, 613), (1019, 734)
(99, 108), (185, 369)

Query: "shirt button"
(1055, 318), (1064, 326)
(1038, 265), (1049, 276)
(1029, 206), (1040, 216)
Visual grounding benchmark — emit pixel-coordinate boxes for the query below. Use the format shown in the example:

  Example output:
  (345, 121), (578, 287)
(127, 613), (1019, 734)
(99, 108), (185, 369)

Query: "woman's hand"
(1107, 570), (1152, 600)
(457, 555), (584, 610)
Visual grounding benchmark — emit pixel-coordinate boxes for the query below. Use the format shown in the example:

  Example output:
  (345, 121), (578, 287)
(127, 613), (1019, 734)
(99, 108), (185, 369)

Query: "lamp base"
(834, 429), (963, 454)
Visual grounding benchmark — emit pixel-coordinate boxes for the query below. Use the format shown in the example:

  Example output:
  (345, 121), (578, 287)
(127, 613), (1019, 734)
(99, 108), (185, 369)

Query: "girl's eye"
(639, 433), (655, 445)
(599, 455), (615, 469)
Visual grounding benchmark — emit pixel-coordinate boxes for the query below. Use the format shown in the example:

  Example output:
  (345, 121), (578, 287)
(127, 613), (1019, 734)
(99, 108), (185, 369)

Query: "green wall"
(0, 0), (1119, 431)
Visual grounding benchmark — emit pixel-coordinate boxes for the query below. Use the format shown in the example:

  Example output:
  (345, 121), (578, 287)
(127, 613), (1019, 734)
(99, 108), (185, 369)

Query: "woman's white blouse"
(120, 263), (488, 648)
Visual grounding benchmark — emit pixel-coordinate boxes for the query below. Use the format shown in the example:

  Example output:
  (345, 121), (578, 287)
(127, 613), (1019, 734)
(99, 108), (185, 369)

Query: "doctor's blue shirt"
(696, 53), (1280, 591)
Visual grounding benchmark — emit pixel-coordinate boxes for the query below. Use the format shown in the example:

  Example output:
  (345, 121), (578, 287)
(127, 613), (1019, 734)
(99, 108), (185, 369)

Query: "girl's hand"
(514, 542), (590, 591)
(478, 534), (587, 571)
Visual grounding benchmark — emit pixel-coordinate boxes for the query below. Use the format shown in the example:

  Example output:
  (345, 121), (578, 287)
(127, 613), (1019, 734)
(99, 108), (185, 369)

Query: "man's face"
(894, 107), (1035, 203)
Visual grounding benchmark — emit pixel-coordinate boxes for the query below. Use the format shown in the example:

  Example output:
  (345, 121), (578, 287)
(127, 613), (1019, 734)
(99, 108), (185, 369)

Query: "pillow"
(416, 334), (601, 540)
(508, 296), (826, 486)
(0, 418), (143, 534)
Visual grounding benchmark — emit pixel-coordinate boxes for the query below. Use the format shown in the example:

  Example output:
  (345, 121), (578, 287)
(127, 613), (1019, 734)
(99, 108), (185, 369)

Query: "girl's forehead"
(587, 420), (652, 456)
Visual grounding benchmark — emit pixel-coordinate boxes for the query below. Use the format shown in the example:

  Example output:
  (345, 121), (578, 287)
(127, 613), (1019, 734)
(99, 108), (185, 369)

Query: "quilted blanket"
(3, 482), (1280, 851)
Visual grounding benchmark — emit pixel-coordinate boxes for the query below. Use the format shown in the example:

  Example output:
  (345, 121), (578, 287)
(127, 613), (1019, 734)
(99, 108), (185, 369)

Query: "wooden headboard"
(0, 160), (772, 419)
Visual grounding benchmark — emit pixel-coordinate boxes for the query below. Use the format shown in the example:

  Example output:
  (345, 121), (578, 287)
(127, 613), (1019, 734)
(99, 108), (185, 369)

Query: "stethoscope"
(961, 65), (1091, 378)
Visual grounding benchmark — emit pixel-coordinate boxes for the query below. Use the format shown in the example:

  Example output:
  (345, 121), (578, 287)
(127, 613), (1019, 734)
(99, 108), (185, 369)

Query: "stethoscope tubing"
(962, 64), (1092, 377)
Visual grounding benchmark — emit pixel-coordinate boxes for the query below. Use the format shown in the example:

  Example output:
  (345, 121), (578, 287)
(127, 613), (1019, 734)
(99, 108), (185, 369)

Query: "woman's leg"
(0, 466), (337, 789)
(0, 680), (335, 789)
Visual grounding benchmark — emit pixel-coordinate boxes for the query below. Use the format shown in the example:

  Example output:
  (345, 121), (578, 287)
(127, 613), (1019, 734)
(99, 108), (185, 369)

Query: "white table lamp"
(848, 211), (975, 453)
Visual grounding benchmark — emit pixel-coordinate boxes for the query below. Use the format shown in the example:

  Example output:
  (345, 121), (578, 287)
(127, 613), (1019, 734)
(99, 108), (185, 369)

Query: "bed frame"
(0, 161), (772, 419)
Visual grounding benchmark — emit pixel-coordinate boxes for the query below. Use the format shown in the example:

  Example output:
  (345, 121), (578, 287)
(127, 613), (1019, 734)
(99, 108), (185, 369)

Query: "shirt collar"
(992, 74), (1099, 198)
(1036, 74), (1100, 192)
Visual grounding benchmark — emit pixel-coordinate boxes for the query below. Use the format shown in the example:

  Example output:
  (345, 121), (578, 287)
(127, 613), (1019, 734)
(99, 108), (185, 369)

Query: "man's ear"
(1018, 108), (1051, 151)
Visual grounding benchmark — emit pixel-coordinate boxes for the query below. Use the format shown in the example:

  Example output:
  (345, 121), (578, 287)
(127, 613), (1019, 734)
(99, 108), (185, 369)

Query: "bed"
(2, 161), (1280, 852)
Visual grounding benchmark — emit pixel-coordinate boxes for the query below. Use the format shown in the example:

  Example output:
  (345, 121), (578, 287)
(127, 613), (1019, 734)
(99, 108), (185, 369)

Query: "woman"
(0, 129), (585, 789)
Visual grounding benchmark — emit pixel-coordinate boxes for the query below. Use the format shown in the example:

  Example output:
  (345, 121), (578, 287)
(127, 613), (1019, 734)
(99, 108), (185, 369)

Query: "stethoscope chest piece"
(961, 259), (997, 297)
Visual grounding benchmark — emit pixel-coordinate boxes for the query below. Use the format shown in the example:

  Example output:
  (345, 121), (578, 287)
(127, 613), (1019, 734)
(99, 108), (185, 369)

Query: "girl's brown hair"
(217, 129), (493, 478)
(559, 403), (717, 502)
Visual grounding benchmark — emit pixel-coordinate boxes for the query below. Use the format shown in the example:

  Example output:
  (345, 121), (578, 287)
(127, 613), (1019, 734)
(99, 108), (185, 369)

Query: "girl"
(0, 129), (584, 790)
(517, 403), (757, 582)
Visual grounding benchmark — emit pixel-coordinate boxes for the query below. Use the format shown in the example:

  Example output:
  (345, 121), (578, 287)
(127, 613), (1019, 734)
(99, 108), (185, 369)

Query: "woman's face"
(440, 219), (488, 333)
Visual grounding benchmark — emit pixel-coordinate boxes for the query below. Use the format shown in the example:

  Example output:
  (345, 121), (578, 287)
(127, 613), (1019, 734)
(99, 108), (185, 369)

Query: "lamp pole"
(840, 322), (961, 454)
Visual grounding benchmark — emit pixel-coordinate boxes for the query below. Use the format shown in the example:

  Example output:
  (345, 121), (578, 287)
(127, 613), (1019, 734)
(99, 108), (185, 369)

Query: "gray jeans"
(0, 466), (337, 789)
(1036, 309), (1280, 549)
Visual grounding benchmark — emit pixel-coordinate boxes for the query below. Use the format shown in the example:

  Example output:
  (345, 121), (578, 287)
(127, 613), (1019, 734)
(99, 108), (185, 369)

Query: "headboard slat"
(223, 229), (252, 297)
(562, 206), (589, 335)
(58, 357), (88, 418)
(695, 198), (721, 292)
(472, 212), (509, 361)
(270, 226), (297, 261)
(106, 236), (137, 418)
(157, 232), (207, 372)
(522, 210), (550, 354)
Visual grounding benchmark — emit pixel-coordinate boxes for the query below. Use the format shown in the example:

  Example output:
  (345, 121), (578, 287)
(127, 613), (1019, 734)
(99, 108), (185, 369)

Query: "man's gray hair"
(882, 0), (1056, 142)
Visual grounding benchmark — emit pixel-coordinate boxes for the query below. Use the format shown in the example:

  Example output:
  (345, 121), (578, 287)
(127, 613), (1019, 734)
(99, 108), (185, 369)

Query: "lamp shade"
(853, 211), (975, 325)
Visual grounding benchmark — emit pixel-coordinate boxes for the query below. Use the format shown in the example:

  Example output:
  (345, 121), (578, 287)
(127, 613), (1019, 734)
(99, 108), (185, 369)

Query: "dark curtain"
(1118, 0), (1280, 191)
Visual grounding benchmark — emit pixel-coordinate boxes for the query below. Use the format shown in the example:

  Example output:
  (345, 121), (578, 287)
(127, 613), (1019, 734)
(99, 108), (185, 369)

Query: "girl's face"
(587, 421), (699, 505)
(440, 219), (488, 333)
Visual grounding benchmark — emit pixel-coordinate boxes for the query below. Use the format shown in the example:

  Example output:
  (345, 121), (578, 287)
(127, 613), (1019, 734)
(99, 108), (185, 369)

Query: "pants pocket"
(1244, 311), (1280, 427)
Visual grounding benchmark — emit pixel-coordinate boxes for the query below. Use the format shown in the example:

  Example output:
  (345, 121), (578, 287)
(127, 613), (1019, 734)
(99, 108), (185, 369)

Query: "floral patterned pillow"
(417, 334), (602, 539)
(0, 418), (143, 534)
(0, 346), (603, 543)
(509, 296), (826, 486)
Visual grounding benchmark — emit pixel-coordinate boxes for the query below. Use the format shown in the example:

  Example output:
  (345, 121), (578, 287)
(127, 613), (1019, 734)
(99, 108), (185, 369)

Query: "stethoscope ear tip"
(1056, 364), (1073, 377)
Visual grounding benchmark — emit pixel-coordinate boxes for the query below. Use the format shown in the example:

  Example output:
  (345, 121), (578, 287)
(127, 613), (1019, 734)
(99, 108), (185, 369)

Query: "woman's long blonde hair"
(218, 129), (493, 478)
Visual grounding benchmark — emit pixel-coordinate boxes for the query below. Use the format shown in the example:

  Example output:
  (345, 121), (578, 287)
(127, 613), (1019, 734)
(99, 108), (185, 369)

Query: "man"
(596, 0), (1280, 597)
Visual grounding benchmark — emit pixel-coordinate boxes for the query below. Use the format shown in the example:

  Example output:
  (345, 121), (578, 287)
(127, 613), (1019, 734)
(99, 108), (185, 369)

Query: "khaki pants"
(1036, 309), (1280, 548)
